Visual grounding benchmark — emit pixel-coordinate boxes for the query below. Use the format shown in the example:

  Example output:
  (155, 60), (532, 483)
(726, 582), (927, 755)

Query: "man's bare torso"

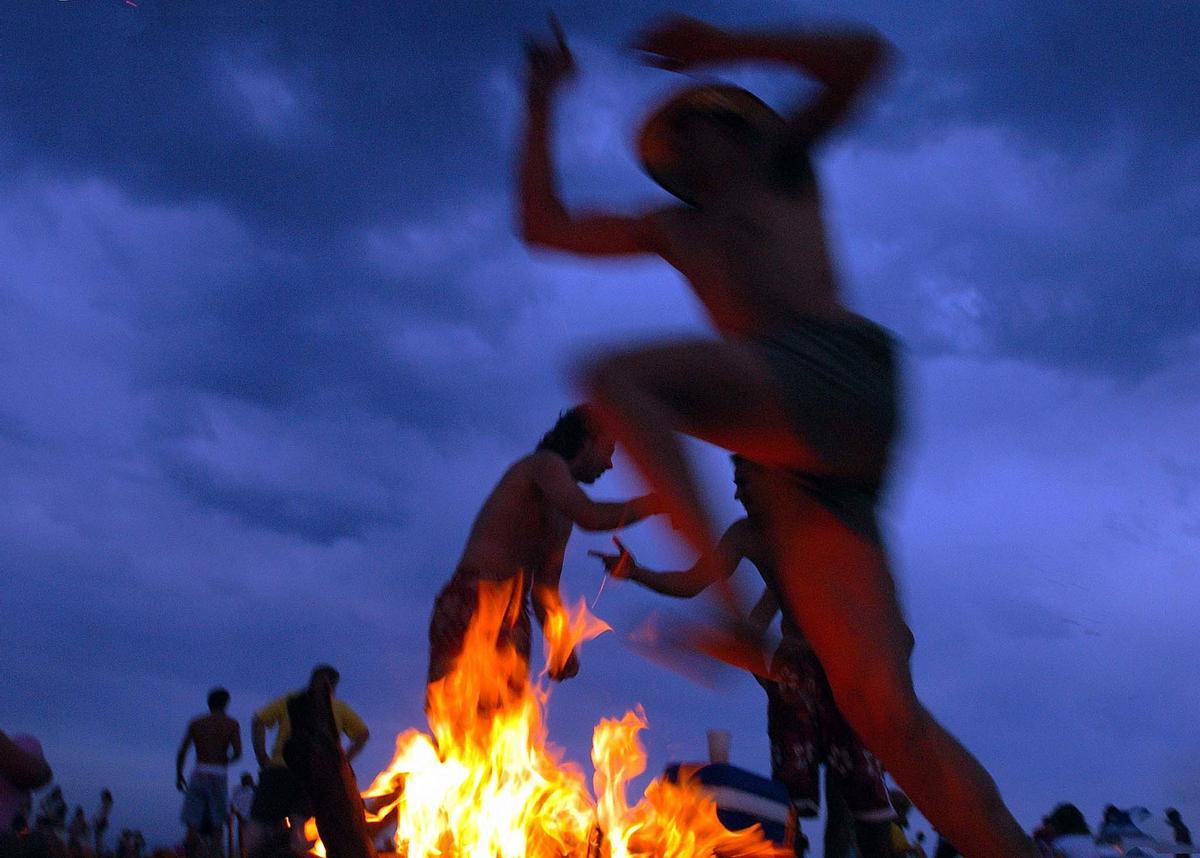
(655, 172), (850, 337)
(457, 454), (572, 586)
(188, 714), (238, 766)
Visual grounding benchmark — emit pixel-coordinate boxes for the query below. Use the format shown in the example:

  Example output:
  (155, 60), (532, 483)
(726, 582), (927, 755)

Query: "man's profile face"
(733, 459), (768, 520)
(572, 433), (615, 484)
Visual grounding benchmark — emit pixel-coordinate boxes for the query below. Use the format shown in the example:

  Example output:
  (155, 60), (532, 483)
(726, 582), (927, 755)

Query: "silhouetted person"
(427, 405), (663, 698)
(593, 456), (894, 857)
(1043, 804), (1118, 857)
(230, 774), (254, 858)
(935, 835), (962, 858)
(1095, 805), (1124, 845)
(246, 665), (368, 856)
(115, 829), (143, 858)
(1, 731), (58, 857)
(67, 806), (90, 856)
(914, 831), (928, 858)
(1167, 809), (1192, 858)
(1, 730), (51, 834)
(91, 790), (112, 857)
(889, 790), (917, 855)
(520, 12), (1035, 856)
(36, 785), (67, 842)
(176, 687), (241, 856)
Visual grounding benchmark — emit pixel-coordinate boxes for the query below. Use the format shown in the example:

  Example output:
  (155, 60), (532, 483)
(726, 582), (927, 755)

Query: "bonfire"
(351, 579), (784, 858)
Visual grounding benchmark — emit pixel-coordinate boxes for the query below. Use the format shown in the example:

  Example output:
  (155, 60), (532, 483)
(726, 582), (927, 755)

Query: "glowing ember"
(332, 579), (784, 857)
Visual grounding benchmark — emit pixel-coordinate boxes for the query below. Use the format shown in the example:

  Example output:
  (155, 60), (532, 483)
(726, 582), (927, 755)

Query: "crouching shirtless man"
(427, 405), (664, 707)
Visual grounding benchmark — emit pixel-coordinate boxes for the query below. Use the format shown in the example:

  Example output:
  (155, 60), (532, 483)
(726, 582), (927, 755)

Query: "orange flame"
(541, 594), (612, 678)
(328, 580), (785, 857)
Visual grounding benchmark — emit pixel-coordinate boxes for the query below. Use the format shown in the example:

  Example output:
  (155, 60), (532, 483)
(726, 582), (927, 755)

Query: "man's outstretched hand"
(630, 15), (732, 71)
(589, 536), (636, 579)
(525, 13), (576, 95)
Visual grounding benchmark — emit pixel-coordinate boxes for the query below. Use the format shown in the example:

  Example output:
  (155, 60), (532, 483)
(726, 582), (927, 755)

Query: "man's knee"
(830, 664), (925, 753)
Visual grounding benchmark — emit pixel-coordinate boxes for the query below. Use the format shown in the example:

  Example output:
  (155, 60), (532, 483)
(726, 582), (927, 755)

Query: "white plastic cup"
(706, 729), (731, 764)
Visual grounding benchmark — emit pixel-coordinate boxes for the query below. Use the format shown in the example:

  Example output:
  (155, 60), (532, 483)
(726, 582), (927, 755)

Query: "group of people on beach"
(424, 12), (1043, 858)
(172, 668), (369, 858)
(0, 743), (114, 858)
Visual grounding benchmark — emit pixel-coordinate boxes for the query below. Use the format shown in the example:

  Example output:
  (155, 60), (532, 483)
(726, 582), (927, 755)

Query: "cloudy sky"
(1, 0), (1197, 849)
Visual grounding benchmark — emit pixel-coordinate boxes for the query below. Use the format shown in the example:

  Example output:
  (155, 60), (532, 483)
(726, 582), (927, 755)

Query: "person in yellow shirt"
(244, 665), (369, 856)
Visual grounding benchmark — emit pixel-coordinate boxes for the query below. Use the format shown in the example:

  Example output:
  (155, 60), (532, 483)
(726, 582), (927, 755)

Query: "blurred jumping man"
(520, 15), (1035, 856)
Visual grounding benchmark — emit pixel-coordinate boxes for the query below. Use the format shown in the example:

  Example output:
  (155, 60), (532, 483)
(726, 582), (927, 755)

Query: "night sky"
(1, 0), (1197, 849)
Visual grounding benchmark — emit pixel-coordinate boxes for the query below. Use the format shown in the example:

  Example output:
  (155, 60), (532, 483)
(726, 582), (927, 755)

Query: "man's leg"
(182, 781), (208, 858)
(582, 339), (826, 557)
(244, 767), (289, 858)
(583, 337), (1033, 856)
(822, 777), (855, 858)
(767, 491), (1035, 858)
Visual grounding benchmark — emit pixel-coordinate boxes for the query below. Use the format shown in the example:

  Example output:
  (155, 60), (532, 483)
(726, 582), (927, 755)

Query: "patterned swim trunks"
(427, 568), (533, 685)
(757, 636), (895, 821)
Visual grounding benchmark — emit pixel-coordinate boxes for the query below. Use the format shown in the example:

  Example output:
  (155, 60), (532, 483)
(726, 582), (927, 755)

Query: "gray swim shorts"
(749, 315), (900, 543)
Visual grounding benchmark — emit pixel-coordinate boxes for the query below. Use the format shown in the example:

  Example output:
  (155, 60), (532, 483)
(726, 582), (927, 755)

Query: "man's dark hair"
(537, 406), (600, 461)
(310, 664), (340, 687)
(207, 688), (230, 712)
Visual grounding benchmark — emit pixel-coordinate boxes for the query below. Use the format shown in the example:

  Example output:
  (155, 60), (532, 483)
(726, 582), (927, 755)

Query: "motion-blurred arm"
(519, 21), (665, 256)
(633, 16), (891, 146)
(532, 452), (663, 531)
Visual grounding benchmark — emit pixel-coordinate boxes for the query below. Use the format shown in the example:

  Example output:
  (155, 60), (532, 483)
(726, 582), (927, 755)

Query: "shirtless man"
(521, 16), (1035, 856)
(176, 687), (241, 854)
(593, 457), (896, 857)
(427, 405), (663, 693)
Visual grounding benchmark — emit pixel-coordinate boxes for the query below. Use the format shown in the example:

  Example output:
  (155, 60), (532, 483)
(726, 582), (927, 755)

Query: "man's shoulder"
(332, 697), (359, 715)
(254, 694), (292, 718)
(332, 698), (368, 733)
(524, 448), (564, 468)
(523, 449), (572, 483)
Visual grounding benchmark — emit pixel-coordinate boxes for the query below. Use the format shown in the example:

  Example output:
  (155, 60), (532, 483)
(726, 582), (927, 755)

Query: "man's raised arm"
(336, 704), (369, 763)
(175, 724), (193, 792)
(228, 722), (243, 766)
(633, 16), (890, 145)
(532, 451), (662, 531)
(519, 21), (663, 256)
(250, 715), (270, 768)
